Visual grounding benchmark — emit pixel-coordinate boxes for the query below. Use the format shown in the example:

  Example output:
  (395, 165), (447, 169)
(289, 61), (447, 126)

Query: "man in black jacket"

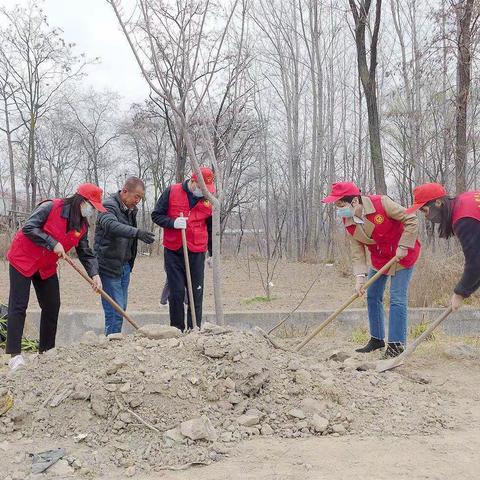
(152, 167), (214, 331)
(94, 177), (155, 335)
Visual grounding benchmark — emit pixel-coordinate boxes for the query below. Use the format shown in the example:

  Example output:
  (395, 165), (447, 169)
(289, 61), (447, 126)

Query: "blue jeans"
(366, 267), (413, 344)
(101, 263), (131, 336)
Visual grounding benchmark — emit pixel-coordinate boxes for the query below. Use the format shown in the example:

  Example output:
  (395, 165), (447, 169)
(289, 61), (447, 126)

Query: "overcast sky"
(1, 0), (150, 105)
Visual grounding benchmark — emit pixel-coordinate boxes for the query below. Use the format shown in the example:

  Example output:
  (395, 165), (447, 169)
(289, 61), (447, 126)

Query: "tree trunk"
(455, 0), (474, 194)
(175, 139), (187, 183)
(3, 96), (17, 223)
(364, 80), (387, 194)
(349, 0), (387, 194)
(28, 118), (36, 210)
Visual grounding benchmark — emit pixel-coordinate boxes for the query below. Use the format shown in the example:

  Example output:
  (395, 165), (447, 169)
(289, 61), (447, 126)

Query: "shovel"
(62, 255), (140, 331)
(376, 306), (453, 373)
(294, 256), (399, 352)
(180, 212), (197, 331)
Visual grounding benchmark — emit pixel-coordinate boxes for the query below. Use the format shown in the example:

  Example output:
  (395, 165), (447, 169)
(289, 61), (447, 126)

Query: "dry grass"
(333, 241), (480, 308)
(409, 321), (436, 341)
(408, 247), (464, 307)
(350, 326), (370, 345)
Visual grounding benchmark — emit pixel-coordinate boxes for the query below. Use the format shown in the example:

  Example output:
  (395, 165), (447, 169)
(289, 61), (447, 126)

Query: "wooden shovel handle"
(295, 256), (399, 352)
(180, 212), (196, 329)
(62, 255), (140, 330)
(383, 306), (454, 371)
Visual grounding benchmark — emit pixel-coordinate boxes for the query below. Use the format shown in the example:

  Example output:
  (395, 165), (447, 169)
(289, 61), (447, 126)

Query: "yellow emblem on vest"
(203, 200), (210, 207)
(374, 214), (385, 225)
(74, 231), (81, 237)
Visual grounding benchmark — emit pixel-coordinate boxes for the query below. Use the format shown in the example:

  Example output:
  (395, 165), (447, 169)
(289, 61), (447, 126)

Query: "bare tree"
(36, 104), (82, 198)
(0, 3), (88, 210)
(0, 50), (23, 223)
(107, 0), (241, 325)
(66, 89), (120, 187)
(452, 0), (477, 193)
(348, 0), (387, 194)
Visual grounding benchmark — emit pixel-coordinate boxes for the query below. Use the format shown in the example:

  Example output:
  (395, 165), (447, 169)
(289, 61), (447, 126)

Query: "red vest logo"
(374, 214), (384, 224)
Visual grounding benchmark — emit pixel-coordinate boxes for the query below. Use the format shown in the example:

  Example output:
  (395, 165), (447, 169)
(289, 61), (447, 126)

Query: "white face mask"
(193, 187), (204, 198)
(80, 201), (95, 218)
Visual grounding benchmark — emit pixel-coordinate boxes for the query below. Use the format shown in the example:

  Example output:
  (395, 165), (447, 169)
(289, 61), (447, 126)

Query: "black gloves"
(137, 229), (155, 244)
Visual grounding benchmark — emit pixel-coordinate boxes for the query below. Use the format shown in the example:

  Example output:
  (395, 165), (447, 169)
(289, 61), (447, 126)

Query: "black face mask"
(426, 204), (442, 224)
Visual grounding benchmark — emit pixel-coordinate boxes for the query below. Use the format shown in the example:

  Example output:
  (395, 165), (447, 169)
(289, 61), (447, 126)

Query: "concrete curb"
(24, 307), (480, 345)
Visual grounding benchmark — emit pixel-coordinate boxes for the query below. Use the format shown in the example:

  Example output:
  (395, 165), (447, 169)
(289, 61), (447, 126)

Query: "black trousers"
(164, 248), (205, 331)
(6, 265), (60, 355)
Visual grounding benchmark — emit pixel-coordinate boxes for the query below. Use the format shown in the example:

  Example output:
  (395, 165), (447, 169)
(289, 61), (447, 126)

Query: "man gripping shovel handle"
(62, 254), (141, 331)
(63, 255), (166, 340)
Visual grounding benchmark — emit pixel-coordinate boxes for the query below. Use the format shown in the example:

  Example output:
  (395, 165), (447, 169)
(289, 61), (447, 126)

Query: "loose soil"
(1, 326), (479, 480)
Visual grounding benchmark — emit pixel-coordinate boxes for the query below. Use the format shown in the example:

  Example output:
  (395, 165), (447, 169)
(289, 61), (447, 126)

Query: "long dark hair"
(437, 197), (456, 239)
(63, 193), (88, 232)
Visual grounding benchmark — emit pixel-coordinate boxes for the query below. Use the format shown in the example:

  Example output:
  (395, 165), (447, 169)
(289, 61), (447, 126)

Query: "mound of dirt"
(0, 324), (456, 478)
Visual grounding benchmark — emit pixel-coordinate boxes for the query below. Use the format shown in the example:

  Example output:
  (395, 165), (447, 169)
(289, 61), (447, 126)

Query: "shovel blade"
(376, 358), (404, 373)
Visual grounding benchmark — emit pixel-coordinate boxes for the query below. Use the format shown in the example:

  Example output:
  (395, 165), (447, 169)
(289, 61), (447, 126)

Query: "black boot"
(384, 342), (404, 358)
(355, 337), (385, 353)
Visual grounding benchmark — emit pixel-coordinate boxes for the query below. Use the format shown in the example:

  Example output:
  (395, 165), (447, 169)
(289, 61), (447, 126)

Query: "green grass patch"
(244, 295), (277, 305)
(0, 316), (38, 352)
(409, 321), (436, 341)
(350, 326), (369, 345)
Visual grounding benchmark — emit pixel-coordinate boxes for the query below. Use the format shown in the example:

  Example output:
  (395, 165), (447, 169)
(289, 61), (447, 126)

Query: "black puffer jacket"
(94, 192), (139, 277)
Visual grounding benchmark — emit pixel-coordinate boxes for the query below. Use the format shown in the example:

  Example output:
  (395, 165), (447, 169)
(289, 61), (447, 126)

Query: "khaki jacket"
(345, 195), (419, 276)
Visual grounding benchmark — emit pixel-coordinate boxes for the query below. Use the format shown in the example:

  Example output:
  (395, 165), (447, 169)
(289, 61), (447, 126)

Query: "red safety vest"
(345, 195), (421, 271)
(452, 191), (480, 225)
(163, 183), (212, 252)
(7, 199), (87, 279)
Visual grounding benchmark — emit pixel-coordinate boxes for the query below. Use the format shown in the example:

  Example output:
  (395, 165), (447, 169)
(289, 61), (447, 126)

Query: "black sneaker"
(355, 337), (385, 353)
(384, 342), (405, 358)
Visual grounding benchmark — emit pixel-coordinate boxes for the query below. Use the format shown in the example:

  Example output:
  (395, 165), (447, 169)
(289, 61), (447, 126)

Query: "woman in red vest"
(323, 182), (421, 357)
(406, 183), (480, 311)
(6, 183), (106, 371)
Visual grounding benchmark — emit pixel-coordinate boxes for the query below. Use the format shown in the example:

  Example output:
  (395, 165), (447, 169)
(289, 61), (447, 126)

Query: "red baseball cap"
(192, 167), (216, 193)
(322, 182), (361, 203)
(406, 183), (447, 214)
(77, 183), (107, 212)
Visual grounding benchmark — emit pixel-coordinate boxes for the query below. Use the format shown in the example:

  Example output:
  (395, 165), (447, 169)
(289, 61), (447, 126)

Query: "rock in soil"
(0, 325), (458, 478)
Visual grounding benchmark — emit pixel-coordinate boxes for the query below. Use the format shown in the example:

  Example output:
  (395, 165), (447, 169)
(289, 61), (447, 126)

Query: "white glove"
(174, 217), (187, 229)
(206, 256), (212, 268)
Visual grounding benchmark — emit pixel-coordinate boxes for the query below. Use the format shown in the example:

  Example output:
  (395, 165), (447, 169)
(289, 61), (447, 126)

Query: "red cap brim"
(405, 202), (425, 214)
(90, 200), (107, 213)
(206, 183), (215, 194)
(322, 195), (342, 204)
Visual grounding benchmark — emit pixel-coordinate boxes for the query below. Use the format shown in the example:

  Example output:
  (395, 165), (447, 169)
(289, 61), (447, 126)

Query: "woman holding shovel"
(406, 183), (480, 311)
(322, 182), (421, 358)
(5, 183), (105, 371)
